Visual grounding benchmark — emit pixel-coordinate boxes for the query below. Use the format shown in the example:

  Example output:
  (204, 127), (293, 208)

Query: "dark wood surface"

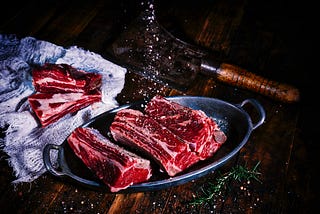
(0, 0), (317, 213)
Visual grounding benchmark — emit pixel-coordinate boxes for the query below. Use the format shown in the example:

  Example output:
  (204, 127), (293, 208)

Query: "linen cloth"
(0, 34), (127, 183)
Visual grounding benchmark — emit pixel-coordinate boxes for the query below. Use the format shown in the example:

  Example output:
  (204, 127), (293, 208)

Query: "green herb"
(190, 161), (262, 205)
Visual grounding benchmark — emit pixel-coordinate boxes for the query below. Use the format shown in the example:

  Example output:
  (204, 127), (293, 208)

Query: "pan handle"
(239, 99), (266, 130)
(43, 143), (103, 188)
(43, 144), (65, 177)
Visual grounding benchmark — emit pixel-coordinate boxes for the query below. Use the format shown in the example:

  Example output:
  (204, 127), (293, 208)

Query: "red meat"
(110, 108), (200, 177)
(32, 63), (101, 93)
(28, 91), (101, 127)
(67, 127), (152, 192)
(145, 95), (227, 160)
(28, 63), (102, 127)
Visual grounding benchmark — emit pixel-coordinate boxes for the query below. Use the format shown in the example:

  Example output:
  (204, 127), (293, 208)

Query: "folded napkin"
(0, 34), (127, 183)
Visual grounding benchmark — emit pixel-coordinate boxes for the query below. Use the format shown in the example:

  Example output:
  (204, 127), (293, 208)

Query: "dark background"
(1, 0), (318, 213)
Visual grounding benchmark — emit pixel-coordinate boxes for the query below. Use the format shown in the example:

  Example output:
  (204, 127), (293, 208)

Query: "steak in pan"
(110, 108), (201, 177)
(67, 127), (152, 192)
(145, 95), (227, 160)
(110, 96), (227, 176)
(65, 95), (227, 191)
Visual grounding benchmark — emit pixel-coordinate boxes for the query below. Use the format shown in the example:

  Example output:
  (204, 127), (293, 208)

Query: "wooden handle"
(216, 63), (300, 103)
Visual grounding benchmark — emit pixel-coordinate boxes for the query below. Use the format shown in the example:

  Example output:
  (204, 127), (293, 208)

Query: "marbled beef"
(29, 63), (102, 127)
(32, 63), (101, 93)
(28, 91), (101, 127)
(110, 109), (200, 177)
(145, 95), (227, 160)
(67, 127), (152, 192)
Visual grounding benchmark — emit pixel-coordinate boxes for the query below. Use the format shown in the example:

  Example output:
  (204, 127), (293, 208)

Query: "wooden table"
(1, 0), (317, 213)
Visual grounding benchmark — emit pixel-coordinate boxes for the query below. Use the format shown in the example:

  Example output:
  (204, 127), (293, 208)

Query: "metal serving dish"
(43, 96), (265, 192)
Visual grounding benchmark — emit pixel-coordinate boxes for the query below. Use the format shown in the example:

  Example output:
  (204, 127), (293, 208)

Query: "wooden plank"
(34, 0), (105, 46)
(221, 103), (300, 213)
(0, 0), (314, 213)
(0, 0), (62, 38)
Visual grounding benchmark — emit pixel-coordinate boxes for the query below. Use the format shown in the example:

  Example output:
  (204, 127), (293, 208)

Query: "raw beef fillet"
(29, 63), (102, 127)
(67, 127), (152, 192)
(110, 109), (200, 177)
(28, 91), (101, 127)
(32, 63), (102, 93)
(145, 95), (227, 160)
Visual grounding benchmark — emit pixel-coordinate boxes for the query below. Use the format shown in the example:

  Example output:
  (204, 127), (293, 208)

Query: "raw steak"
(29, 63), (102, 127)
(110, 109), (200, 177)
(28, 91), (101, 127)
(67, 127), (152, 192)
(32, 63), (102, 93)
(145, 95), (227, 160)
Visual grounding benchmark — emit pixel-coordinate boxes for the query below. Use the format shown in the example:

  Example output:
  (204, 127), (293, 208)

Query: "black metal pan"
(43, 96), (265, 192)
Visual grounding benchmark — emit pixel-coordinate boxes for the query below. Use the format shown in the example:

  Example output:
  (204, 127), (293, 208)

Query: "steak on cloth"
(32, 63), (102, 93)
(67, 127), (152, 192)
(110, 109), (201, 177)
(28, 63), (103, 127)
(28, 91), (101, 127)
(145, 95), (227, 160)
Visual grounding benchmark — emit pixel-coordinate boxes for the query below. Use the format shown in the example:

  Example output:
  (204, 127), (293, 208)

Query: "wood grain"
(0, 0), (316, 213)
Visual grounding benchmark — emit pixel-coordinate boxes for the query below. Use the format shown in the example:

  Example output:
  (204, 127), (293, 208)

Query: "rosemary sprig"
(190, 161), (262, 205)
